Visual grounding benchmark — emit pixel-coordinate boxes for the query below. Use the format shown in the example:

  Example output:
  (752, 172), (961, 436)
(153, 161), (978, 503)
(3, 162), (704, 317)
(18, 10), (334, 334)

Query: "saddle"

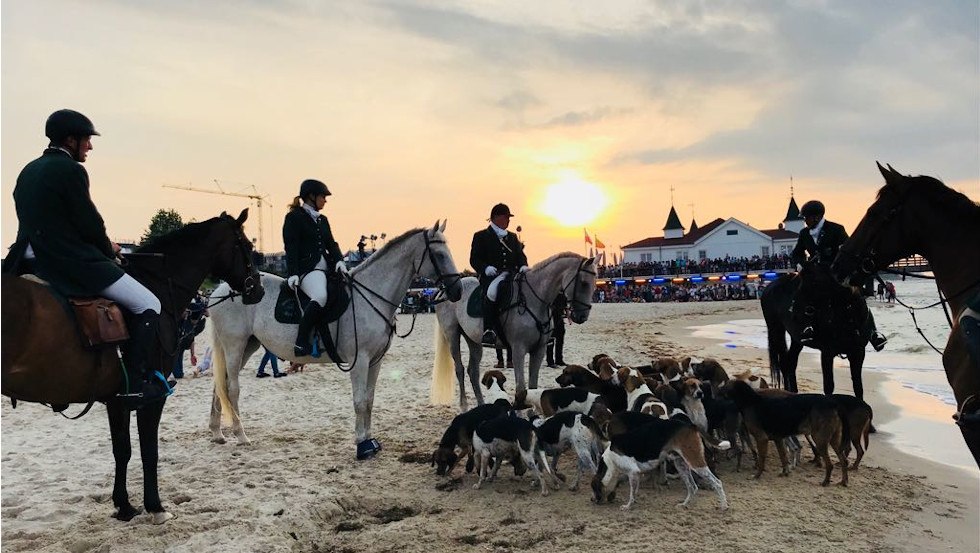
(466, 277), (514, 318)
(19, 274), (128, 349)
(793, 268), (871, 345)
(274, 275), (351, 364)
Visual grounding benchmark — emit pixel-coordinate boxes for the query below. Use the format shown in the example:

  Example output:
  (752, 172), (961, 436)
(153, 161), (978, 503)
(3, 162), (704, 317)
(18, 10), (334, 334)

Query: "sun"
(541, 173), (609, 227)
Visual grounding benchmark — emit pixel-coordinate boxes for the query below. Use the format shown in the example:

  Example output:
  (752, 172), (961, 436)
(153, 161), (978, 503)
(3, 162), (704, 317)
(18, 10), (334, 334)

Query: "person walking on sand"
(470, 203), (528, 346)
(282, 179), (347, 357)
(7, 109), (169, 407)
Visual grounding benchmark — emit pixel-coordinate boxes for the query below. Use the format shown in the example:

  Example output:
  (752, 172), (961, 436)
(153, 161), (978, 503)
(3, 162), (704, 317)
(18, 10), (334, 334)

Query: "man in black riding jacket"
(791, 200), (887, 351)
(470, 203), (528, 346)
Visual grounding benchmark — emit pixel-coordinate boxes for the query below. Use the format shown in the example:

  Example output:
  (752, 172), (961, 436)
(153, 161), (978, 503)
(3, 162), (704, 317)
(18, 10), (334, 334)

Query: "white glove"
(485, 266), (499, 277)
(795, 263), (803, 272)
(287, 275), (300, 289)
(519, 265), (529, 273)
(335, 260), (349, 275)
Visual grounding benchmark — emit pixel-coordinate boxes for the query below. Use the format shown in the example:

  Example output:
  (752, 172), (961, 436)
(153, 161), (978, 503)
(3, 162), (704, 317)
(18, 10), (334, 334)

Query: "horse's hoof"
(356, 438), (382, 460)
(151, 511), (175, 525)
(211, 435), (226, 444)
(112, 505), (142, 522)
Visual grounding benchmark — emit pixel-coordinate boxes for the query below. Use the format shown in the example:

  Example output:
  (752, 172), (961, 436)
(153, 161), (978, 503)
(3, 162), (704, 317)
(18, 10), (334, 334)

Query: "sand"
(2, 301), (978, 553)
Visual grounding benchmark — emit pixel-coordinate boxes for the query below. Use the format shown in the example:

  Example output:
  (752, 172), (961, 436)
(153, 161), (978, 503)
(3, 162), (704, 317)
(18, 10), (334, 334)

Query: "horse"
(760, 263), (875, 400)
(832, 162), (980, 467)
(431, 253), (597, 411)
(0, 210), (264, 523)
(208, 221), (462, 458)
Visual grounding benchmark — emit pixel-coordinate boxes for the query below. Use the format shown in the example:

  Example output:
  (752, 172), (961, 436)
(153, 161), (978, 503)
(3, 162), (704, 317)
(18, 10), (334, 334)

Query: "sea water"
(689, 276), (977, 472)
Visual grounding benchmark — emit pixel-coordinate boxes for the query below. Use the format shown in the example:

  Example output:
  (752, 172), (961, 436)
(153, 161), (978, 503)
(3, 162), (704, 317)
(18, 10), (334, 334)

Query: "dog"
(652, 357), (683, 384)
(481, 370), (510, 404)
(591, 418), (729, 511)
(593, 355), (622, 383)
(515, 387), (604, 417)
(554, 365), (628, 413)
(700, 382), (745, 471)
(726, 380), (849, 486)
(683, 357), (730, 395)
(431, 399), (511, 476)
(531, 412), (604, 490)
(831, 394), (873, 469)
(674, 377), (709, 434)
(732, 368), (769, 390)
(472, 415), (561, 495)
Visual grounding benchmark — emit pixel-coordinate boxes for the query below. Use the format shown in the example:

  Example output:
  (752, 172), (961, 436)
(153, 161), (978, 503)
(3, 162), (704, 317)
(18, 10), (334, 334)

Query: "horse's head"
(833, 162), (921, 286)
(564, 256), (598, 324)
(418, 220), (462, 302)
(213, 209), (265, 305)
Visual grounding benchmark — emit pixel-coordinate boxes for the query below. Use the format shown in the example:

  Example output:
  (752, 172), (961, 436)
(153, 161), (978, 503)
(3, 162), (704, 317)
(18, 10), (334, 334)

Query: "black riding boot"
(294, 302), (323, 357)
(481, 299), (498, 346)
(554, 332), (565, 366)
(117, 311), (169, 408)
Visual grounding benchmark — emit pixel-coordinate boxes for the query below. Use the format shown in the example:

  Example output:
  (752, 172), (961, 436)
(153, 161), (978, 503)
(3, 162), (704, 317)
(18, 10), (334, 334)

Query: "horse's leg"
(226, 340), (252, 445)
(821, 350), (836, 396)
(785, 342), (803, 393)
(449, 327), (469, 411)
(849, 348), (866, 401)
(136, 399), (173, 523)
(528, 342), (546, 390)
(351, 357), (383, 459)
(209, 392), (225, 444)
(464, 332), (485, 408)
(107, 400), (140, 521)
(511, 343), (528, 393)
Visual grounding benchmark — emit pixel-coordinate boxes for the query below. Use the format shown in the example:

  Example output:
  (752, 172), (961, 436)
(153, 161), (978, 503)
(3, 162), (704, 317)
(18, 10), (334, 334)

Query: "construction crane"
(162, 180), (271, 251)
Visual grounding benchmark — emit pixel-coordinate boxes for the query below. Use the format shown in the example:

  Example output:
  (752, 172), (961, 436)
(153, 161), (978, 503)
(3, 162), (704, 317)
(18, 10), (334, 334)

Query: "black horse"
(1, 210), (264, 523)
(761, 264), (875, 400)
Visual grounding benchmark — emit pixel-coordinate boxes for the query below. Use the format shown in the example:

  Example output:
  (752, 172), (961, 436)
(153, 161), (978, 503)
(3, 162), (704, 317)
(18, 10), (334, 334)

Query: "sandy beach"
(2, 300), (978, 553)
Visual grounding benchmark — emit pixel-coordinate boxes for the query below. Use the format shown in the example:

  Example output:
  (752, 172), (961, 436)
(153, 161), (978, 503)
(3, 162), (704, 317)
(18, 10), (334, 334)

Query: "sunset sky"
(2, 1), (978, 267)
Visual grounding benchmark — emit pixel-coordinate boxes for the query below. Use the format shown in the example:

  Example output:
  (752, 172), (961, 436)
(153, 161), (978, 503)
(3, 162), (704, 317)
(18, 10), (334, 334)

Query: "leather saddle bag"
(69, 297), (129, 349)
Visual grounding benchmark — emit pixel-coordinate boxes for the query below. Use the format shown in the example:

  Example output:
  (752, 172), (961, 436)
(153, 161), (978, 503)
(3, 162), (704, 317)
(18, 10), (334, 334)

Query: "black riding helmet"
(800, 200), (825, 219)
(45, 109), (100, 142)
(299, 179), (330, 201)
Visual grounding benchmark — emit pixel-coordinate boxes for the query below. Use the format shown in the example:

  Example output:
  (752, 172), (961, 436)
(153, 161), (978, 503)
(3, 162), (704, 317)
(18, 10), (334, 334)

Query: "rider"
(282, 178), (349, 357)
(9, 109), (169, 406)
(470, 203), (528, 346)
(791, 199), (887, 351)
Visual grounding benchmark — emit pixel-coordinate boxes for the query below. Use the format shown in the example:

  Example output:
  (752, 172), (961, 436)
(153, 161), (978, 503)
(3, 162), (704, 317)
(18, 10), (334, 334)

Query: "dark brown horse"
(761, 264), (874, 400)
(1, 210), (264, 522)
(832, 163), (980, 467)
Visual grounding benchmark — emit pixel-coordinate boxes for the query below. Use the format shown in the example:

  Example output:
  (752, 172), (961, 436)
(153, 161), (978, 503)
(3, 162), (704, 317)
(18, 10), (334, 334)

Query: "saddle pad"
(274, 278), (351, 325)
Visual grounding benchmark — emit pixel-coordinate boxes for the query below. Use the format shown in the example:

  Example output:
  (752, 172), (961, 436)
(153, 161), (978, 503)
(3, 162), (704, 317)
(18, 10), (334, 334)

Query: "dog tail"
(696, 426), (731, 451)
(836, 402), (852, 457)
(430, 317), (455, 405)
(863, 404), (873, 450)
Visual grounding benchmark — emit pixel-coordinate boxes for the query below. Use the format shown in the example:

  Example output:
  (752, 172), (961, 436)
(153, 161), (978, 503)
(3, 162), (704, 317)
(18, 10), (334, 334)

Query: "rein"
(504, 258), (595, 340)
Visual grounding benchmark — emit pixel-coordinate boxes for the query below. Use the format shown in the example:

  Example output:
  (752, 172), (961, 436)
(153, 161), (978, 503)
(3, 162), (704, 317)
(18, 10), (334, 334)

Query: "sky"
(2, 0), (978, 267)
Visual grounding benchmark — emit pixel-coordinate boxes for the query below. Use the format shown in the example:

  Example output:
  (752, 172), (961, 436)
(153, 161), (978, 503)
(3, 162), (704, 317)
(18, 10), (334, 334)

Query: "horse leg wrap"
(356, 438), (382, 460)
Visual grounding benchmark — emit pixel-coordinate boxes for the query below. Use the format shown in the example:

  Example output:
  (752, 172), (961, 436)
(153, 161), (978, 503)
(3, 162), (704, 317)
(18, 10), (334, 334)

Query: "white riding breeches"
(487, 271), (510, 302)
(99, 273), (161, 314)
(300, 256), (329, 307)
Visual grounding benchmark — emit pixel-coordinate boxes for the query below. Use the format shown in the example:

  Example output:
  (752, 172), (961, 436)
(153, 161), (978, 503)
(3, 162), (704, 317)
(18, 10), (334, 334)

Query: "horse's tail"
(761, 287), (787, 389)
(212, 332), (238, 426)
(430, 315), (455, 405)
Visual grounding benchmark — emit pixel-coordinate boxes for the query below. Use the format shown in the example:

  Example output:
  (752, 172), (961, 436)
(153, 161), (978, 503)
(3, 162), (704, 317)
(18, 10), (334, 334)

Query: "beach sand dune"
(2, 302), (977, 552)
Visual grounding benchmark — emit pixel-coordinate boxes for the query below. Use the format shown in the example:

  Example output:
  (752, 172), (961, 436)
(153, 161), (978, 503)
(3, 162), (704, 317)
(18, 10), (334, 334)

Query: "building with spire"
(622, 196), (801, 264)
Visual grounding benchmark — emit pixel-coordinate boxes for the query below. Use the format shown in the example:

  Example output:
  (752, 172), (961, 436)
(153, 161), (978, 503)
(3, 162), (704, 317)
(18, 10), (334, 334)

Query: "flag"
(595, 236), (606, 249)
(583, 228), (592, 245)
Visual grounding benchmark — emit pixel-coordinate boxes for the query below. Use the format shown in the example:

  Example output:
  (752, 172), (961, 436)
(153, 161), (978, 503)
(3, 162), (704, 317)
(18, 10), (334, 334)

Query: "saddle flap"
(68, 297), (129, 349)
(274, 276), (350, 325)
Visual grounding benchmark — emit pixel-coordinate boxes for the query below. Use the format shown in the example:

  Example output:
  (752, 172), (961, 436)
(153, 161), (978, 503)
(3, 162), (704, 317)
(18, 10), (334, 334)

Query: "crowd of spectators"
(594, 280), (768, 303)
(598, 254), (794, 278)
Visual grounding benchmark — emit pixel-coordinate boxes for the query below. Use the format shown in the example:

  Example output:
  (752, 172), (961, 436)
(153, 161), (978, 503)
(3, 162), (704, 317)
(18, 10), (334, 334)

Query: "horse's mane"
(352, 227), (425, 272)
(882, 174), (980, 218)
(531, 251), (584, 271)
(137, 216), (224, 254)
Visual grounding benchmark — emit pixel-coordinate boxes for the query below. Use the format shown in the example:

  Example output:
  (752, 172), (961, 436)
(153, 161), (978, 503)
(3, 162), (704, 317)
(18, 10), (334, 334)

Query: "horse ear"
(877, 161), (899, 184)
(237, 208), (249, 225)
(439, 219), (447, 233)
(220, 211), (228, 218)
(587, 256), (596, 265)
(431, 220), (440, 234)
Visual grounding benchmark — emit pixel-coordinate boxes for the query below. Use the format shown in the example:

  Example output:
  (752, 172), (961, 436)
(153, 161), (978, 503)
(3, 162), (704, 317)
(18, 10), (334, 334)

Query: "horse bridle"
(836, 194), (905, 281)
(207, 225), (262, 308)
(514, 258), (596, 334)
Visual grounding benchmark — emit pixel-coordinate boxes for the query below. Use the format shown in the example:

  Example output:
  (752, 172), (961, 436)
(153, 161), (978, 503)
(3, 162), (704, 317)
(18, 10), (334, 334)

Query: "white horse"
(431, 253), (596, 411)
(208, 221), (462, 459)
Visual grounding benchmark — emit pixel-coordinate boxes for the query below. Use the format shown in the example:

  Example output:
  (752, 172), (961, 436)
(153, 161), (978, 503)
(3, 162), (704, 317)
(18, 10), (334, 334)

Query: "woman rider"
(282, 179), (348, 356)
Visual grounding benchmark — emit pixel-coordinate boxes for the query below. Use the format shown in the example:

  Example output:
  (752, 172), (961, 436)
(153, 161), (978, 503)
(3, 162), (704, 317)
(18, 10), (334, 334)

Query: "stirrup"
(953, 395), (980, 428)
(481, 330), (497, 345)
